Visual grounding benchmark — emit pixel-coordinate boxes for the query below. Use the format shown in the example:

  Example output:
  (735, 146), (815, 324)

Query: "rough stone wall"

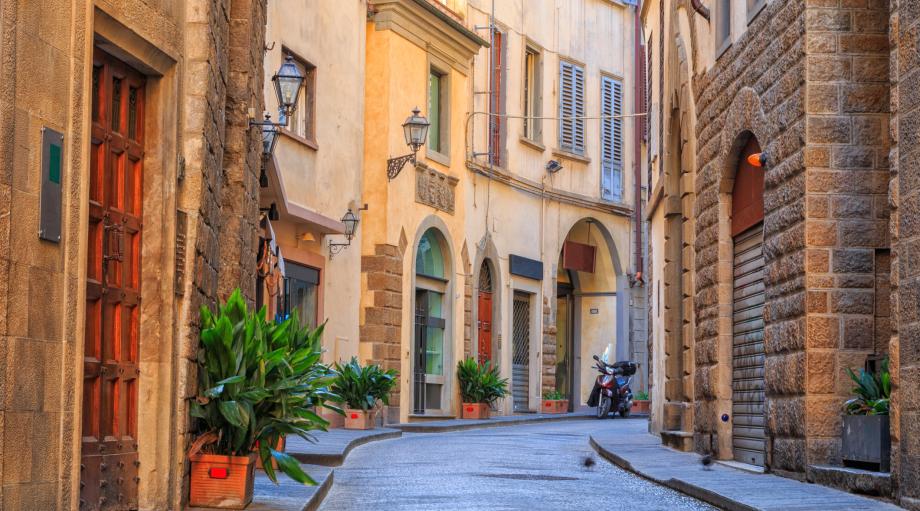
(542, 294), (556, 397)
(217, 0), (265, 302)
(360, 244), (403, 422)
(692, 0), (893, 477)
(175, 0), (267, 506)
(0, 0), (75, 506)
(803, 0), (891, 468)
(890, 0), (920, 507)
(692, 0), (807, 471)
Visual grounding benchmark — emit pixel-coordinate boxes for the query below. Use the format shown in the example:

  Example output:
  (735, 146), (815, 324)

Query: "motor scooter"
(586, 351), (637, 419)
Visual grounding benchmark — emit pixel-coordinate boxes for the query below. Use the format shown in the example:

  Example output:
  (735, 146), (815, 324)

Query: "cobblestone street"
(319, 420), (714, 511)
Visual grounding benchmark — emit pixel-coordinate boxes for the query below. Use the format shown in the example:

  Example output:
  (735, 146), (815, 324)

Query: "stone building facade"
(359, 0), (646, 424)
(644, 0), (916, 506)
(0, 0), (267, 509)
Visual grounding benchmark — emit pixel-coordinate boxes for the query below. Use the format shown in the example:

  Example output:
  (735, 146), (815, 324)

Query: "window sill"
(519, 136), (545, 152)
(426, 149), (450, 167)
(281, 129), (318, 151)
(552, 148), (591, 164)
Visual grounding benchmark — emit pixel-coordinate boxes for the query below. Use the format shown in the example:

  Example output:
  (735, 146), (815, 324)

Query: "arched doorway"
(477, 260), (495, 365)
(413, 227), (452, 415)
(557, 218), (623, 407)
(730, 136), (766, 466)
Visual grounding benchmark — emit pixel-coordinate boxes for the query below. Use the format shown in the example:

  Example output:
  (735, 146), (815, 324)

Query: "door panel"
(732, 224), (766, 467)
(477, 291), (492, 364)
(512, 292), (531, 413)
(81, 47), (144, 511)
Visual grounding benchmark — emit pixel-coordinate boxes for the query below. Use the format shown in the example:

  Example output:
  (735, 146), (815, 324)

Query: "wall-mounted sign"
(590, 308), (599, 315)
(39, 127), (64, 243)
(509, 254), (543, 280)
(562, 240), (596, 273)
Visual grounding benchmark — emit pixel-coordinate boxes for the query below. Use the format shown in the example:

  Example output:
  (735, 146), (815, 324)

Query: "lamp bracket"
(328, 239), (351, 259)
(387, 153), (417, 180)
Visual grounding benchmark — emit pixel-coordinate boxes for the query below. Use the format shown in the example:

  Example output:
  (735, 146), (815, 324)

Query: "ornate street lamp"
(387, 107), (430, 180)
(250, 54), (306, 159)
(328, 207), (364, 258)
(273, 55), (305, 117)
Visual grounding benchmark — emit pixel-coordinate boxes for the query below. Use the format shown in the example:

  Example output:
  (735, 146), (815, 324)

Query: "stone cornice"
(371, 0), (488, 75)
(465, 161), (633, 218)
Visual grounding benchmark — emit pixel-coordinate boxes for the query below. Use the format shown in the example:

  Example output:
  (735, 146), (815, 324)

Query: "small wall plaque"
(590, 308), (599, 315)
(39, 127), (64, 243)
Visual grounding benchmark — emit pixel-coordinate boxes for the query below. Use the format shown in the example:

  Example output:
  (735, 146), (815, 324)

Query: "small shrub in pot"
(541, 390), (569, 414)
(457, 358), (508, 419)
(841, 359), (891, 472)
(331, 358), (398, 429)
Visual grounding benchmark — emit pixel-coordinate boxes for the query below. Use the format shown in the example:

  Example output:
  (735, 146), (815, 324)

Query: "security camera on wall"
(545, 160), (563, 173)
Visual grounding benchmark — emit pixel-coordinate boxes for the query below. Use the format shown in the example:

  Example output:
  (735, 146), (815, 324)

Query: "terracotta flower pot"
(542, 399), (569, 414)
(189, 452), (257, 509)
(462, 403), (490, 419)
(255, 436), (286, 471)
(631, 400), (650, 413)
(344, 408), (375, 430)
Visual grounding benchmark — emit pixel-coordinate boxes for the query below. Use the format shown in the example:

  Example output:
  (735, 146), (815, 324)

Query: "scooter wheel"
(596, 397), (611, 419)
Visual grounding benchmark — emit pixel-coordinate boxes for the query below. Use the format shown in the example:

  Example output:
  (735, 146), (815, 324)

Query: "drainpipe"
(691, 0), (711, 22)
(633, 0), (644, 284)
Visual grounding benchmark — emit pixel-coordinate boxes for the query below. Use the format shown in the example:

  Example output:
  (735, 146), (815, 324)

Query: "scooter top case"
(611, 361), (638, 376)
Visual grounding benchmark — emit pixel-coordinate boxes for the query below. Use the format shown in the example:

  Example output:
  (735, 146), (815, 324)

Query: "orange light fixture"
(747, 152), (764, 167)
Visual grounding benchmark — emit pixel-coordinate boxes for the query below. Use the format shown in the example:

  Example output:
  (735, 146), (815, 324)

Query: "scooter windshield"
(600, 343), (615, 365)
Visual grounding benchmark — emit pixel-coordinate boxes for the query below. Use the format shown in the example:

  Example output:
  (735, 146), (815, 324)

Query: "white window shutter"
(601, 76), (623, 202)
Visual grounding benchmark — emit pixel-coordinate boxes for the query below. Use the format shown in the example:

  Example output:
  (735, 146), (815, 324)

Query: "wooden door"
(477, 292), (493, 365)
(477, 262), (494, 365)
(81, 47), (145, 511)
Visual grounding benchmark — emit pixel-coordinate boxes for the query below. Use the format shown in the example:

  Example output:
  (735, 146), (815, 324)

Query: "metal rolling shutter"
(732, 224), (766, 466)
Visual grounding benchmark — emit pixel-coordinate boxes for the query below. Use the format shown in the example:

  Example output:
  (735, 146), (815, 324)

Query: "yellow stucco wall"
(264, 0), (367, 364)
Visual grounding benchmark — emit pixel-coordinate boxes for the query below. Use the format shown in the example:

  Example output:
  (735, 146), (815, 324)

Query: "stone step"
(661, 429), (694, 451)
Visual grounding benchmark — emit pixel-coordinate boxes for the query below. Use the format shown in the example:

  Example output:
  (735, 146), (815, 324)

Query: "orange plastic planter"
(461, 403), (491, 419)
(542, 399), (569, 414)
(189, 452), (257, 509)
(344, 409), (375, 430)
(632, 400), (650, 413)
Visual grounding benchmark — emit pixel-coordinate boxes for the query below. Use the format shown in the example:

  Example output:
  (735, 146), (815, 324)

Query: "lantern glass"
(262, 124), (279, 158)
(341, 209), (359, 239)
(402, 107), (430, 152)
(273, 55), (305, 113)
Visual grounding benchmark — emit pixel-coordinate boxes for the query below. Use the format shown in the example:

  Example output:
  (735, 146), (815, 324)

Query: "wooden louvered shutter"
(559, 61), (585, 154)
(489, 30), (504, 167)
(601, 76), (623, 202)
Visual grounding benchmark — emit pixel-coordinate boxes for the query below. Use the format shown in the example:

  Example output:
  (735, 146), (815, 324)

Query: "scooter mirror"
(592, 355), (599, 361)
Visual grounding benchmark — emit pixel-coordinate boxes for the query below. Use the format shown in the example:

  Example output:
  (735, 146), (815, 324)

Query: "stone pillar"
(890, 0), (920, 507)
(360, 244), (403, 423)
(803, 0), (890, 468)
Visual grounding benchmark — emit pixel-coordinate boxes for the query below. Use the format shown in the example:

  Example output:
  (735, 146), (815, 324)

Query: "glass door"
(414, 289), (446, 414)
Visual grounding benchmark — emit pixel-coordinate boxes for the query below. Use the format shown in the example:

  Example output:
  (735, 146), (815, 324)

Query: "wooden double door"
(81, 48), (145, 511)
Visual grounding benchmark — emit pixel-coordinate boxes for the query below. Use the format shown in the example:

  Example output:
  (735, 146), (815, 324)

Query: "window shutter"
(559, 61), (585, 154)
(601, 76), (623, 202)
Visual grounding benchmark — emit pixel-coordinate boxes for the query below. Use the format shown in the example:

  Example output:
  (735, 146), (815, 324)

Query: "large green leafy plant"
(844, 358), (891, 416)
(331, 357), (398, 411)
(189, 289), (340, 485)
(457, 358), (508, 406)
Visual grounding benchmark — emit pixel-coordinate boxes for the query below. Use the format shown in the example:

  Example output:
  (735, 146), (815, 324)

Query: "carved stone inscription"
(415, 164), (458, 213)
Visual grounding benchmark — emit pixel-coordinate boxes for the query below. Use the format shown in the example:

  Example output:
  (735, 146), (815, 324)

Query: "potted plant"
(632, 390), (650, 414)
(187, 289), (339, 508)
(541, 390), (569, 414)
(457, 358), (508, 419)
(331, 357), (398, 430)
(841, 358), (891, 472)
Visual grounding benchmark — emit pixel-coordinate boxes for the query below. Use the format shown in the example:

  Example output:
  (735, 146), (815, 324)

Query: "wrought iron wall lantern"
(387, 107), (430, 180)
(250, 54), (306, 160)
(328, 205), (368, 258)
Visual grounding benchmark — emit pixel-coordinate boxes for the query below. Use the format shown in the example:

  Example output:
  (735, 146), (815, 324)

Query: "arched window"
(414, 227), (451, 415)
(416, 229), (445, 278)
(479, 261), (492, 292)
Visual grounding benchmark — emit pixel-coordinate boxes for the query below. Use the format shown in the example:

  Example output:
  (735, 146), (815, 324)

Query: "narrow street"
(319, 420), (715, 511)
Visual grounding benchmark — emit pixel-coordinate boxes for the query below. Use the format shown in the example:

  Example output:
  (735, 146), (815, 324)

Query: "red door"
(478, 292), (493, 364)
(81, 47), (145, 511)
